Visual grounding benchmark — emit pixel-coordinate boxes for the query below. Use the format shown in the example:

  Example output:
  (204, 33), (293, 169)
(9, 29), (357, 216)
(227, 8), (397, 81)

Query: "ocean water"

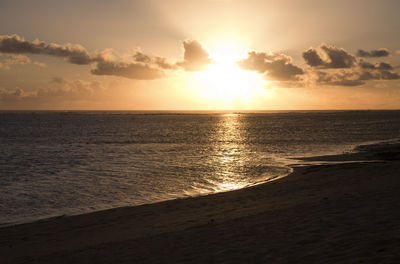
(1, 110), (399, 225)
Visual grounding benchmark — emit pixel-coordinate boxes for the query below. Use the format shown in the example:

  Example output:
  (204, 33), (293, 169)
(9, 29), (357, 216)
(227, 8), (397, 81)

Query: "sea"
(1, 110), (399, 225)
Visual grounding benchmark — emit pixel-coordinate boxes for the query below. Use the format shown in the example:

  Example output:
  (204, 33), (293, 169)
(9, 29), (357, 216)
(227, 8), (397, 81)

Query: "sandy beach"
(1, 142), (400, 263)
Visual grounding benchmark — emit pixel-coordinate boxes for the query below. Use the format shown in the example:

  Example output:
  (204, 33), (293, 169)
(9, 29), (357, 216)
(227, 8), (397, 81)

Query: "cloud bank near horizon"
(1, 34), (399, 87)
(299, 44), (399, 87)
(0, 34), (213, 80)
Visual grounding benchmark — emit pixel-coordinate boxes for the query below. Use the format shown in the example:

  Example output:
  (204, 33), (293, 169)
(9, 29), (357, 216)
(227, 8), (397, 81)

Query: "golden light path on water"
(210, 113), (250, 191)
(203, 113), (292, 193)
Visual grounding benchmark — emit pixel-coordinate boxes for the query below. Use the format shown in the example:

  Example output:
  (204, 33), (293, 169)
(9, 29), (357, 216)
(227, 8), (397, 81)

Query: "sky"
(0, 0), (399, 110)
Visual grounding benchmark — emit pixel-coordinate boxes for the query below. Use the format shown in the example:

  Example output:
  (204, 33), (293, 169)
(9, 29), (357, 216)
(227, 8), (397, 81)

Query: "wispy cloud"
(0, 78), (103, 105)
(0, 54), (30, 69)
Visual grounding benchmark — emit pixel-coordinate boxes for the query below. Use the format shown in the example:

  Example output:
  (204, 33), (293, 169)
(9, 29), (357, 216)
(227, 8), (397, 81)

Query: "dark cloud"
(132, 51), (176, 70)
(376, 70), (400, 80)
(357, 48), (389, 57)
(377, 62), (394, 70)
(90, 48), (169, 80)
(321, 45), (356, 68)
(313, 67), (400, 87)
(303, 44), (357, 69)
(301, 44), (399, 87)
(237, 51), (303, 81)
(91, 61), (164, 80)
(2, 34), (399, 87)
(314, 70), (366, 86)
(359, 61), (376, 69)
(359, 61), (393, 70)
(45, 43), (92, 65)
(357, 69), (400, 82)
(0, 34), (92, 65)
(0, 34), (170, 80)
(0, 35), (44, 54)
(177, 40), (212, 71)
(132, 51), (152, 63)
(93, 49), (176, 72)
(302, 48), (324, 67)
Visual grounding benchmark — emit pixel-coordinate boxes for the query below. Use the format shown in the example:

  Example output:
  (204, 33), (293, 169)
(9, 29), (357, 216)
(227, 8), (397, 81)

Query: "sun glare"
(209, 40), (247, 64)
(190, 41), (267, 106)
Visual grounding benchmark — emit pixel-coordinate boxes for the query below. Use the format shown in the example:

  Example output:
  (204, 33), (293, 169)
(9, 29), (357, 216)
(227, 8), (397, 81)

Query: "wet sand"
(1, 143), (400, 263)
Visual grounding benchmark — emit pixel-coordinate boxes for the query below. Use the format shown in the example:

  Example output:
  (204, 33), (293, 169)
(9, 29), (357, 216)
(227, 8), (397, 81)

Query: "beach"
(1, 0), (400, 262)
(1, 142), (400, 263)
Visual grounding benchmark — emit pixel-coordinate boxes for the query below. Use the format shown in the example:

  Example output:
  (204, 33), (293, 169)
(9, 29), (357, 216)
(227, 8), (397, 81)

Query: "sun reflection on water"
(180, 113), (292, 196)
(210, 113), (249, 191)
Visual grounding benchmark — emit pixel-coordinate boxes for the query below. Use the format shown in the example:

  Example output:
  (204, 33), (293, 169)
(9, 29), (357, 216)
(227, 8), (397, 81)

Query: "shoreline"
(1, 141), (400, 263)
(0, 165), (294, 229)
(4, 139), (395, 228)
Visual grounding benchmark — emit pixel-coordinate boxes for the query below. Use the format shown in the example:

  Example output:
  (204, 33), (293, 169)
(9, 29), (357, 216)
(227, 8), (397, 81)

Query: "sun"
(194, 63), (265, 101)
(189, 41), (267, 106)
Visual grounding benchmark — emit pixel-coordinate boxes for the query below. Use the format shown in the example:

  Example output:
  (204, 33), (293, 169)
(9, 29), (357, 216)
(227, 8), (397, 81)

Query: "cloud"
(309, 67), (400, 87)
(154, 56), (177, 70)
(237, 51), (304, 81)
(0, 34), (92, 65)
(33, 61), (47, 68)
(0, 78), (153, 109)
(0, 87), (26, 102)
(177, 40), (212, 71)
(363, 70), (400, 80)
(302, 48), (324, 67)
(132, 50), (152, 63)
(0, 34), (170, 80)
(51, 76), (68, 84)
(0, 54), (31, 69)
(359, 61), (393, 70)
(91, 60), (164, 80)
(303, 44), (356, 69)
(312, 70), (366, 86)
(0, 35), (44, 54)
(319, 44), (357, 68)
(0, 79), (103, 105)
(132, 50), (176, 70)
(301, 44), (400, 87)
(2, 34), (399, 88)
(0, 53), (47, 70)
(357, 48), (389, 57)
(90, 49), (168, 80)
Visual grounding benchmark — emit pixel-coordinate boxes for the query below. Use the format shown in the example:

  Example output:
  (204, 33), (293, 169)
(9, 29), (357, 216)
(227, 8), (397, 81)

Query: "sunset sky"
(1, 0), (399, 110)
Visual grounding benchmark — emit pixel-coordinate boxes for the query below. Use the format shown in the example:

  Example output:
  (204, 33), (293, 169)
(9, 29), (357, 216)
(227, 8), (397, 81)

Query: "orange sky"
(0, 0), (399, 110)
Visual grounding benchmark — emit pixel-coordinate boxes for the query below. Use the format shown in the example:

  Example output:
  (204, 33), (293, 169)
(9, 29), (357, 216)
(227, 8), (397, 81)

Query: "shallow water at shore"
(2, 141), (400, 264)
(1, 110), (400, 224)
